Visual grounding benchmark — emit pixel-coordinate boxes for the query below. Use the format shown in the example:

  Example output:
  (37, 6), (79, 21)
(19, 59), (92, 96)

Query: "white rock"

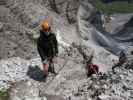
(94, 85), (100, 89)
(24, 97), (42, 100)
(42, 97), (47, 100)
(102, 84), (109, 89)
(98, 94), (110, 100)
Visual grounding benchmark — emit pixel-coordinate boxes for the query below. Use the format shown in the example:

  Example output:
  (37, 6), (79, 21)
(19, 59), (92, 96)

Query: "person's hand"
(43, 59), (48, 64)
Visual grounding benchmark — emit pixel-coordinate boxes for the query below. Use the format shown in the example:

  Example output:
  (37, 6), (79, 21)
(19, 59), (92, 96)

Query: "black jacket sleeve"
(37, 30), (47, 62)
(53, 34), (58, 55)
(37, 43), (46, 62)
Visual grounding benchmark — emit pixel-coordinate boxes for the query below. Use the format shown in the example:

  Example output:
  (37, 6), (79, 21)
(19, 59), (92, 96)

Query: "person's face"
(43, 27), (50, 35)
(45, 31), (50, 36)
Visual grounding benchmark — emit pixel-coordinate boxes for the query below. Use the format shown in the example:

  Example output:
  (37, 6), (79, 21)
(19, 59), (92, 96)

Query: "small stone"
(129, 69), (133, 73)
(111, 95), (123, 100)
(102, 84), (109, 89)
(91, 74), (97, 78)
(88, 80), (93, 84)
(27, 81), (32, 86)
(98, 94), (110, 100)
(94, 85), (100, 89)
(119, 75), (124, 80)
(42, 97), (47, 100)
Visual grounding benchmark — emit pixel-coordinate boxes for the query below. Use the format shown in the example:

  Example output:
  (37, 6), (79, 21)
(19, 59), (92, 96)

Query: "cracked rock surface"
(0, 0), (133, 100)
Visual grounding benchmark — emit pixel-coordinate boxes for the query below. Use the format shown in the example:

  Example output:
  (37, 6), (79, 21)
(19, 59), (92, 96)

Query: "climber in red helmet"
(37, 20), (58, 80)
(87, 63), (99, 77)
(85, 56), (99, 77)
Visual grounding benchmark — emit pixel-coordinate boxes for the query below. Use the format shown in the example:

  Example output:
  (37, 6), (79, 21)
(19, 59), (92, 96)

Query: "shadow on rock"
(27, 65), (44, 82)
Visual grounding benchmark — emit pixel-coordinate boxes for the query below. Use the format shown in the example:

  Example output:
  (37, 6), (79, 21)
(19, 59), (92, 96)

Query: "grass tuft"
(0, 90), (9, 100)
(95, 0), (133, 14)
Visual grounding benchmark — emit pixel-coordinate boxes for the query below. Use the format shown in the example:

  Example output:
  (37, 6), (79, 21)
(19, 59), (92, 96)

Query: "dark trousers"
(48, 58), (55, 73)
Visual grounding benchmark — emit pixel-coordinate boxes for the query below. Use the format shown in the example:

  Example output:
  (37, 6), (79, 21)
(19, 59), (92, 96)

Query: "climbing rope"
(43, 57), (69, 91)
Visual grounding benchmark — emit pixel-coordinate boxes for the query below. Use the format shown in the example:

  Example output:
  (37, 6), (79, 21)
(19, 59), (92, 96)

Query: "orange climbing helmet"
(41, 20), (50, 32)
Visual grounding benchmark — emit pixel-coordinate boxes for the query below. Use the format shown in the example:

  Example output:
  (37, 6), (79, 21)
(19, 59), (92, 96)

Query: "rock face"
(0, 44), (86, 100)
(0, 0), (133, 100)
(0, 44), (89, 90)
(43, 0), (80, 24)
(1, 55), (133, 100)
(0, 44), (119, 100)
(0, 0), (131, 66)
(0, 0), (132, 59)
(9, 80), (65, 100)
(0, 57), (30, 90)
(0, 0), (80, 59)
(77, 0), (133, 55)
(75, 67), (133, 100)
(0, 7), (36, 59)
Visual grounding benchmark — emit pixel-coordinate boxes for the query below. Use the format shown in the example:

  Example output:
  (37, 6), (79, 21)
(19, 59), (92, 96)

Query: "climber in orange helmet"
(37, 20), (58, 80)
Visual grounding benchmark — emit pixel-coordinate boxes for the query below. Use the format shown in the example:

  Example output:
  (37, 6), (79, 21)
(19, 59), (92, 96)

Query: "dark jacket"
(37, 30), (58, 61)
